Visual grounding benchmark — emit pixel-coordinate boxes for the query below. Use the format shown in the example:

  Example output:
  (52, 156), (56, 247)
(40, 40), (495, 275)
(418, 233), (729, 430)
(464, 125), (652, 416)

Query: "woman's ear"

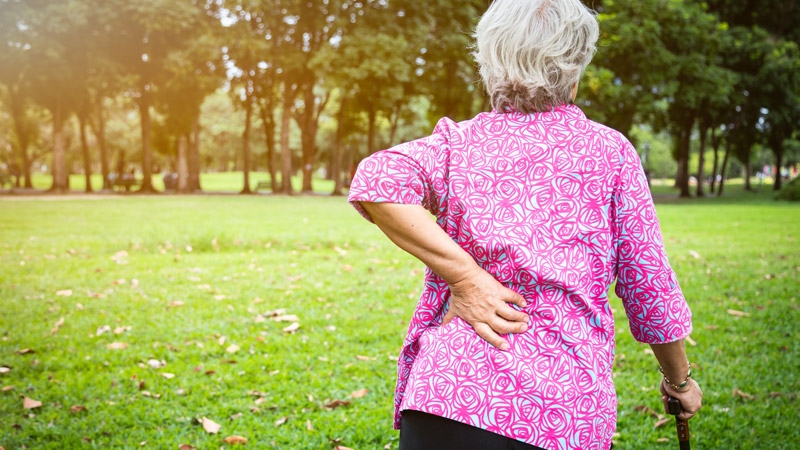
(570, 81), (579, 101)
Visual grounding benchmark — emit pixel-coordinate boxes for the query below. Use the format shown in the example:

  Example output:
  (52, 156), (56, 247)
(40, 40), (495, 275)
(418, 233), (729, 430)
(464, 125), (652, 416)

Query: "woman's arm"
(357, 201), (529, 351)
(650, 339), (703, 420)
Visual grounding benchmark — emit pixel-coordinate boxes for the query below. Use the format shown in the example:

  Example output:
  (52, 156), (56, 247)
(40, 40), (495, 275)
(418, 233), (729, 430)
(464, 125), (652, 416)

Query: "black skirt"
(399, 409), (613, 450)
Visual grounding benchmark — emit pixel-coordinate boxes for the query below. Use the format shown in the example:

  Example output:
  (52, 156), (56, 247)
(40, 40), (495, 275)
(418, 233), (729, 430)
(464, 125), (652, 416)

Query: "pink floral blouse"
(347, 103), (692, 450)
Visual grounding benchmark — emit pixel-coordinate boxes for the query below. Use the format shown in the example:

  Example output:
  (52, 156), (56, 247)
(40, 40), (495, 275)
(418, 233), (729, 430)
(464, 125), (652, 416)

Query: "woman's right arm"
(612, 137), (701, 419)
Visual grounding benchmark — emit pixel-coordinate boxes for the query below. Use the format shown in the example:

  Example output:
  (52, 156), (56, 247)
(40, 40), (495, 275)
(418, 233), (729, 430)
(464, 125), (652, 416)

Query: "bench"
(113, 177), (141, 192)
(254, 181), (271, 192)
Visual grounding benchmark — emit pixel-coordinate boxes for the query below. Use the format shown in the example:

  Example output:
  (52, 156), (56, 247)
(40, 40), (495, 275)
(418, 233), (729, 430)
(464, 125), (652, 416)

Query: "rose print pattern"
(347, 104), (692, 450)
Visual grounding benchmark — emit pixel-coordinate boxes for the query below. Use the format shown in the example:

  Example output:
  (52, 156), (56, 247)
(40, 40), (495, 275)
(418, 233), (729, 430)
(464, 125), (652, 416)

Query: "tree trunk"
(138, 85), (156, 192)
(772, 136), (784, 191)
(675, 114), (694, 198)
(177, 133), (189, 193)
(717, 137), (731, 197)
(743, 154), (752, 191)
(241, 95), (253, 194)
(709, 128), (720, 194)
(78, 111), (93, 193)
(331, 97), (347, 196)
(280, 90), (293, 194)
(696, 125), (707, 197)
(92, 95), (111, 190)
(8, 87), (33, 188)
(367, 103), (377, 156)
(189, 116), (201, 191)
(50, 102), (69, 193)
(300, 81), (315, 193)
(259, 98), (278, 192)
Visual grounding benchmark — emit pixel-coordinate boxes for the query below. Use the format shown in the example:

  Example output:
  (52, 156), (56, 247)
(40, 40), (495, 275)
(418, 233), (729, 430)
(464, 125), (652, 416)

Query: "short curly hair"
(473, 0), (599, 114)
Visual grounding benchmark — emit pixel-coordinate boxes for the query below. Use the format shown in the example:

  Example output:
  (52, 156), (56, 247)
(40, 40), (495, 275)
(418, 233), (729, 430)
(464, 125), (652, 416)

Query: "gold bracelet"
(659, 361), (692, 390)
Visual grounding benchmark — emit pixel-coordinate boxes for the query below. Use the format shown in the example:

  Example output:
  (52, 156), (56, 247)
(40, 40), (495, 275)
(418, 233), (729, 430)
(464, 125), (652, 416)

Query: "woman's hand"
(442, 266), (529, 351)
(660, 377), (703, 421)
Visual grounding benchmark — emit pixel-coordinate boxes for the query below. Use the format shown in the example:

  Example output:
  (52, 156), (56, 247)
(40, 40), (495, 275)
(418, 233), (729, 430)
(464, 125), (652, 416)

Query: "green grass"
(23, 172), (336, 194)
(0, 192), (798, 449)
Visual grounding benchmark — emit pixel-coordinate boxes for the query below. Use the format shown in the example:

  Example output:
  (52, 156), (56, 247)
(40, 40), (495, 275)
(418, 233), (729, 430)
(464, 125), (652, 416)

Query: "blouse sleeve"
(347, 117), (453, 223)
(612, 137), (692, 344)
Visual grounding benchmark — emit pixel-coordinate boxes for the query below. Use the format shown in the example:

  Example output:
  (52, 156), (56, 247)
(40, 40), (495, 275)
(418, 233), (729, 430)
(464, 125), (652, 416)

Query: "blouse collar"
(492, 102), (586, 119)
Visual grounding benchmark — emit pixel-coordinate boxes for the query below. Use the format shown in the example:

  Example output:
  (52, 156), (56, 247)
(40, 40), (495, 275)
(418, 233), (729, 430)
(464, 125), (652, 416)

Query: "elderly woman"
(347, 0), (702, 449)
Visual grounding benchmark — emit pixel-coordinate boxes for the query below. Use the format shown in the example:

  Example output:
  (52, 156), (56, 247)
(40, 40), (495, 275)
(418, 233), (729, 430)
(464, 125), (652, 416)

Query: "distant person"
(347, 1), (701, 449)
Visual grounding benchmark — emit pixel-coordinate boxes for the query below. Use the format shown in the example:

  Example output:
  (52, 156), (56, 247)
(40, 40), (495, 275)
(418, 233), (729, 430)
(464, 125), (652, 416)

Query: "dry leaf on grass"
(56, 289), (73, 296)
(160, 373), (176, 379)
(106, 342), (128, 350)
(274, 417), (287, 426)
(70, 405), (87, 413)
(282, 322), (300, 333)
(226, 344), (240, 354)
(0, 367), (10, 374)
(727, 309), (751, 317)
(657, 438), (670, 443)
(168, 301), (185, 308)
(334, 446), (355, 450)
(324, 399), (351, 409)
(201, 417), (221, 433)
(15, 348), (34, 355)
(685, 336), (697, 346)
(273, 314), (299, 322)
(733, 388), (754, 400)
(654, 418), (671, 428)
(306, 420), (313, 431)
(2, 386), (14, 391)
(349, 389), (369, 399)
(223, 436), (247, 445)
(178, 444), (196, 450)
(355, 355), (375, 361)
(22, 396), (42, 409)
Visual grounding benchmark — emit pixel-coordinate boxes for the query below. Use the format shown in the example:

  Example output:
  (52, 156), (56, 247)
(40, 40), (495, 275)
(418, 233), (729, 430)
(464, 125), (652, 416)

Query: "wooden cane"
(667, 396), (690, 450)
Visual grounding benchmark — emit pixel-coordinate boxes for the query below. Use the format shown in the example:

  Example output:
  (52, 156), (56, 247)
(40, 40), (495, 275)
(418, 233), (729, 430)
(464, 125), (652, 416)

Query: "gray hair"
(473, 0), (599, 113)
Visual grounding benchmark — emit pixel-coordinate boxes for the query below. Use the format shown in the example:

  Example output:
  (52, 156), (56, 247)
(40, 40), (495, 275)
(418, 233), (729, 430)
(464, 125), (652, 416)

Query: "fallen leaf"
(113, 326), (132, 335)
(230, 412), (243, 420)
(657, 438), (670, 443)
(282, 322), (300, 333)
(160, 373), (176, 379)
(168, 301), (185, 308)
(70, 405), (87, 413)
(226, 344), (240, 354)
(355, 355), (375, 361)
(22, 396), (42, 409)
(254, 398), (268, 405)
(334, 446), (355, 450)
(0, 367), (10, 374)
(274, 416), (287, 426)
(306, 419), (313, 431)
(15, 348), (34, 355)
(341, 264), (353, 272)
(2, 386), (15, 391)
(147, 359), (164, 369)
(178, 444), (196, 450)
(223, 436), (247, 445)
(324, 399), (351, 409)
(56, 289), (73, 296)
(685, 336), (697, 346)
(273, 314), (299, 322)
(96, 325), (111, 336)
(654, 418), (671, 428)
(349, 389), (369, 399)
(202, 417), (221, 434)
(106, 342), (128, 350)
(688, 250), (700, 259)
(112, 278), (126, 285)
(733, 388), (754, 400)
(727, 309), (751, 317)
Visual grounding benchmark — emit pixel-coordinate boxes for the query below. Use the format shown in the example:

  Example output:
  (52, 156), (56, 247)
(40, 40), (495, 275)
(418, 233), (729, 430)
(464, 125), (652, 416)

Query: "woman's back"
(348, 103), (691, 450)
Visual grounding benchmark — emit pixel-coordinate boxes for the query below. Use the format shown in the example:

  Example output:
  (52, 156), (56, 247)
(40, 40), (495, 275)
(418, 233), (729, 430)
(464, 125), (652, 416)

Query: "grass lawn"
(0, 192), (798, 449)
